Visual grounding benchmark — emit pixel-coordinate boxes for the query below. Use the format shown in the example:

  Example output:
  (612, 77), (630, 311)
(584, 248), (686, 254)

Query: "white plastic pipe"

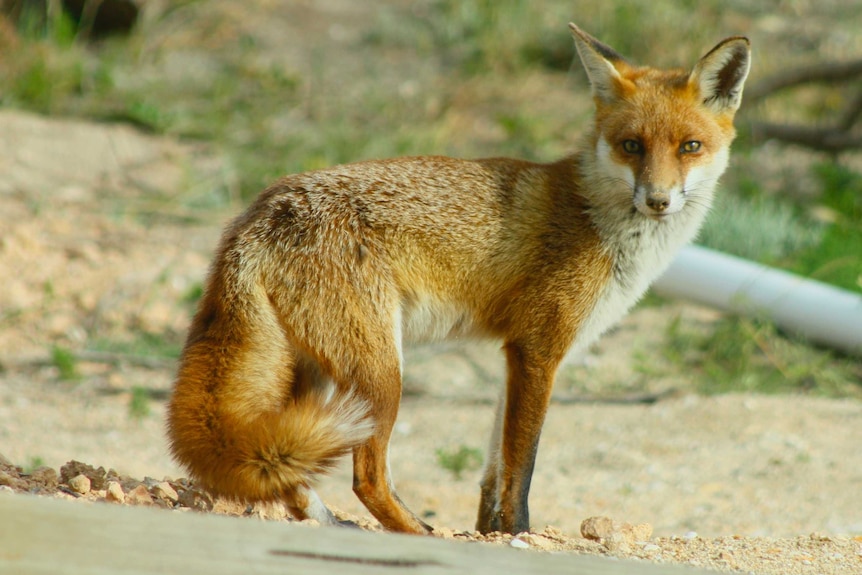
(653, 245), (862, 356)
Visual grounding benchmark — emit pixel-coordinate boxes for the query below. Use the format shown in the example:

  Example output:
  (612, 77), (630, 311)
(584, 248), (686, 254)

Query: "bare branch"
(751, 121), (862, 152)
(838, 90), (862, 130)
(744, 58), (862, 104)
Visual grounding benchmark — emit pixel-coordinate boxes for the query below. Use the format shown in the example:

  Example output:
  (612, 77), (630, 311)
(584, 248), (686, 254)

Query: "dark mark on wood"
(269, 549), (443, 568)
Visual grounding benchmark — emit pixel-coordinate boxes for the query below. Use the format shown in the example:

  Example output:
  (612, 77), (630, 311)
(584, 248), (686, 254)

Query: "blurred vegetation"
(436, 444), (484, 480)
(128, 385), (152, 420)
(651, 314), (862, 398)
(90, 331), (182, 360)
(23, 456), (47, 474)
(1, 0), (860, 394)
(51, 345), (80, 381)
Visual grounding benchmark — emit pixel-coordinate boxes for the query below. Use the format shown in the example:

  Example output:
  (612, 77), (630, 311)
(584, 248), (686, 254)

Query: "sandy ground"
(2, 2), (862, 571)
(3, 356), (862, 575)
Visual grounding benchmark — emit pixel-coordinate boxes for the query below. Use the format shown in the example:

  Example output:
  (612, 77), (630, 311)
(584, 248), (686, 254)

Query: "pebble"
(68, 474), (91, 495)
(105, 481), (125, 503)
(509, 537), (530, 549)
(177, 487), (214, 511)
(60, 461), (107, 491)
(0, 469), (26, 490)
(580, 516), (653, 553)
(516, 533), (556, 551)
(581, 516), (614, 540)
(126, 484), (153, 505)
(29, 466), (59, 490)
(152, 481), (178, 503)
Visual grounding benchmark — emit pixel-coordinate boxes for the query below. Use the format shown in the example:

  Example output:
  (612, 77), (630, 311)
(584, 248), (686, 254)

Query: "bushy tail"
(167, 349), (374, 503)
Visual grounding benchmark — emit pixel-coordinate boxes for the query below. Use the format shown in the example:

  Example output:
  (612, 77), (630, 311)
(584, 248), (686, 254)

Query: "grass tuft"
(698, 194), (822, 265)
(128, 386), (152, 420)
(654, 314), (861, 397)
(791, 162), (862, 293)
(436, 445), (484, 480)
(51, 346), (80, 381)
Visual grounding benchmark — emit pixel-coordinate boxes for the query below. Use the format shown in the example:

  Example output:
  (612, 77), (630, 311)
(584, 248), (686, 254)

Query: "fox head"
(570, 24), (751, 221)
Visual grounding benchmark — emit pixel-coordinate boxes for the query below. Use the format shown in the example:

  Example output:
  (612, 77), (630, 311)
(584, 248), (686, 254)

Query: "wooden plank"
(0, 493), (709, 575)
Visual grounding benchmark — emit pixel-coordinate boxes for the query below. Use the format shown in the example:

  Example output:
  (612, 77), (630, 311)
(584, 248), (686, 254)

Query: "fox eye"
(681, 140), (702, 153)
(621, 140), (643, 154)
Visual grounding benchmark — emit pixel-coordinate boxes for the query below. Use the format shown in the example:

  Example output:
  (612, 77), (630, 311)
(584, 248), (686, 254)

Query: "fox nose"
(645, 192), (670, 212)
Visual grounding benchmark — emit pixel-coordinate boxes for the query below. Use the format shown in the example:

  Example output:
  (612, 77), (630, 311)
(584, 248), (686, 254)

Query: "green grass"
(698, 159), (861, 297)
(436, 445), (484, 480)
(698, 194), (822, 266)
(182, 282), (204, 308)
(128, 386), (152, 420)
(23, 456), (47, 474)
(90, 332), (182, 360)
(654, 314), (862, 397)
(790, 163), (862, 293)
(51, 345), (80, 381)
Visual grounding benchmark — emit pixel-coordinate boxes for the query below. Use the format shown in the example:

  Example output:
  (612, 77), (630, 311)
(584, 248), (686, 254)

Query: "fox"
(167, 24), (751, 536)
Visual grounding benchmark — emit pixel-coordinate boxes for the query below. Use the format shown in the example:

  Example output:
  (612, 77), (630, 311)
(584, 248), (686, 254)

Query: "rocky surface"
(3, 452), (862, 574)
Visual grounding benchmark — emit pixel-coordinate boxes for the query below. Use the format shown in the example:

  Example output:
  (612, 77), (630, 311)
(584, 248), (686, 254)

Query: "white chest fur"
(571, 207), (709, 355)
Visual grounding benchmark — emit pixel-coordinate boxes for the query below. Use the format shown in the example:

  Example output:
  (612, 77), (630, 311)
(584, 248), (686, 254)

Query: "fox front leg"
(476, 341), (557, 534)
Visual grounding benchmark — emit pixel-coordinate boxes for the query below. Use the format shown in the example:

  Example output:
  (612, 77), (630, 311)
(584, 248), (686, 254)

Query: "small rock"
(68, 474), (91, 495)
(177, 487), (213, 511)
(539, 525), (564, 540)
(516, 532), (556, 551)
(581, 516), (615, 541)
(60, 461), (107, 490)
(105, 481), (125, 503)
(0, 485), (14, 494)
(604, 531), (631, 553)
(509, 537), (530, 549)
(28, 466), (59, 490)
(579, 516), (653, 553)
(142, 477), (161, 489)
(151, 481), (178, 503)
(0, 469), (26, 490)
(628, 522), (653, 542)
(126, 484), (153, 505)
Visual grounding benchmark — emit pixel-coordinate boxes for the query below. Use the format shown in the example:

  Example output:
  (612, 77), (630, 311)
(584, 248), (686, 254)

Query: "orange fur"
(167, 24), (750, 535)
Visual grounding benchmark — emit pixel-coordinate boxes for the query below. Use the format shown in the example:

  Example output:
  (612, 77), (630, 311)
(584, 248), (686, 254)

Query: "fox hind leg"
(333, 321), (430, 532)
(276, 294), (429, 532)
(283, 484), (338, 525)
(350, 364), (433, 534)
(279, 356), (342, 525)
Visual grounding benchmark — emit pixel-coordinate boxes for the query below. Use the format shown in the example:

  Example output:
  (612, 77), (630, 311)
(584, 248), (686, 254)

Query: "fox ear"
(692, 37), (751, 113)
(569, 23), (626, 103)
